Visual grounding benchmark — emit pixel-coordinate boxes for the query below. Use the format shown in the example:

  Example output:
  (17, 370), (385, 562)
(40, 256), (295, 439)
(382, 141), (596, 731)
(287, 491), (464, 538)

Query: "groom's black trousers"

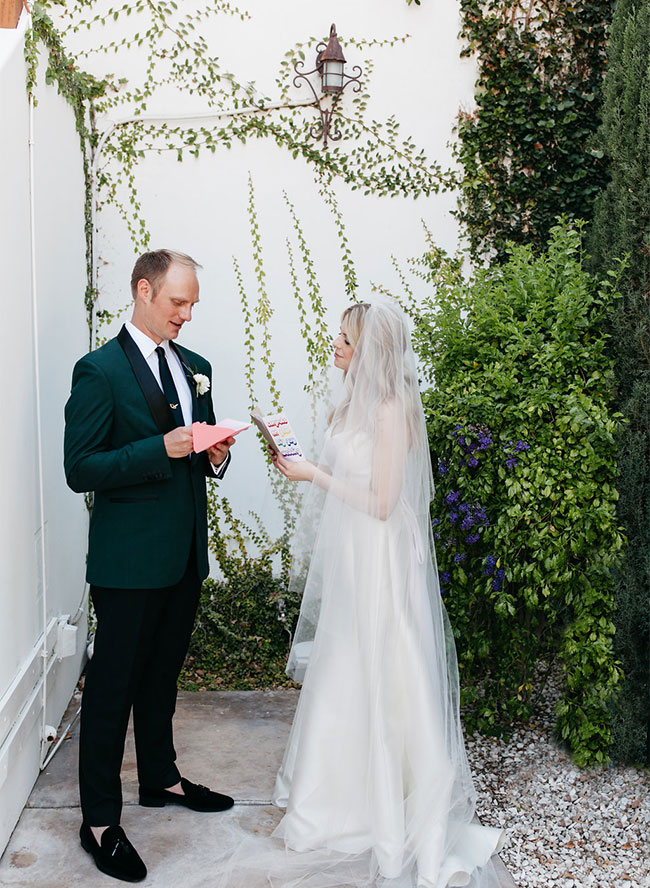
(79, 542), (201, 826)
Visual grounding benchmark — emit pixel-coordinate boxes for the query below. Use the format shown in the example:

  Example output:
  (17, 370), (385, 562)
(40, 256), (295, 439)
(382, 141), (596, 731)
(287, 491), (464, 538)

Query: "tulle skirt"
(265, 503), (504, 887)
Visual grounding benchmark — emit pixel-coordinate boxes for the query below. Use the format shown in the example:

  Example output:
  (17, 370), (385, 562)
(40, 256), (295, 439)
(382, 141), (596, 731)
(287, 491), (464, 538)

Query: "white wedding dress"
(271, 428), (504, 888)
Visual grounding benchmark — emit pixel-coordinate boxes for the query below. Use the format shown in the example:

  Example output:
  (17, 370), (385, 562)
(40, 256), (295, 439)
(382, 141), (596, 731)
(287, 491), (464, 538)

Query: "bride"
(263, 301), (505, 888)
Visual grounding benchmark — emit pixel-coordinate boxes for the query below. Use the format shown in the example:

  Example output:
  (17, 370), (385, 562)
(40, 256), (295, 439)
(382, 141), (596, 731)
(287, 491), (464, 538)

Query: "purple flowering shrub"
(432, 420), (534, 709)
(435, 424), (499, 595)
(415, 222), (625, 766)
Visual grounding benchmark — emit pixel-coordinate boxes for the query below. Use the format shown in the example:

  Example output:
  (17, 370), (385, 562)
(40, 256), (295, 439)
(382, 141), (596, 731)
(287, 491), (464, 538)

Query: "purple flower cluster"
(478, 430), (493, 449)
(445, 491), (464, 527)
(502, 439), (530, 471)
(434, 490), (490, 585)
(491, 568), (505, 591)
(483, 554), (505, 591)
(456, 501), (489, 544)
(432, 421), (504, 590)
(452, 423), (493, 469)
(483, 554), (497, 576)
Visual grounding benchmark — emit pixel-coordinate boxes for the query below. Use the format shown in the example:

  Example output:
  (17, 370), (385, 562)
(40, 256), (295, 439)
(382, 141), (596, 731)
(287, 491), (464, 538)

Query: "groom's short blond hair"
(130, 249), (202, 299)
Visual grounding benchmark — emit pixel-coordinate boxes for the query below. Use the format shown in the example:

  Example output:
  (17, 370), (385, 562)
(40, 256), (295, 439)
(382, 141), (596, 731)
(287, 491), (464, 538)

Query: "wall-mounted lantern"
(293, 24), (362, 148)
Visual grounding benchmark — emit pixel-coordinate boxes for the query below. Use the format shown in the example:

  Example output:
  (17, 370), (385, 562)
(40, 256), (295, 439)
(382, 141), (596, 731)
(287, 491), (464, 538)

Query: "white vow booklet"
(250, 407), (304, 461)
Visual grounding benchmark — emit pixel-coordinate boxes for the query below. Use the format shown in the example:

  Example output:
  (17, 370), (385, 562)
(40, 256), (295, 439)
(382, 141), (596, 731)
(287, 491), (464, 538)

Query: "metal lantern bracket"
(292, 23), (363, 149)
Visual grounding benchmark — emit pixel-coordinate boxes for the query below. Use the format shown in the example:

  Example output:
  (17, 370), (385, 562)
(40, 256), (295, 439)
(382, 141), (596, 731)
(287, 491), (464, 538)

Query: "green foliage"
(181, 496), (298, 689)
(222, 175), (336, 635)
(29, 2), (448, 345)
(46, 0), (449, 257)
(588, 0), (650, 764)
(233, 177), (332, 562)
(455, 0), (613, 263)
(283, 190), (332, 393)
(194, 170), (357, 686)
(410, 221), (624, 766)
(26, 3), (110, 341)
(247, 175), (281, 412)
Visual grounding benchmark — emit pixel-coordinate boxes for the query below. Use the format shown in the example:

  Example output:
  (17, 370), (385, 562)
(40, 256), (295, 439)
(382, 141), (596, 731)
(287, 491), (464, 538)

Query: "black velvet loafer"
(139, 776), (234, 812)
(79, 823), (147, 883)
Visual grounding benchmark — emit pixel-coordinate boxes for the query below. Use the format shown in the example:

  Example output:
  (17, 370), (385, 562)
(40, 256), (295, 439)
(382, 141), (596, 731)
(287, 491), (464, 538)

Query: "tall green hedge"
(413, 221), (624, 766)
(455, 0), (612, 263)
(588, 0), (650, 764)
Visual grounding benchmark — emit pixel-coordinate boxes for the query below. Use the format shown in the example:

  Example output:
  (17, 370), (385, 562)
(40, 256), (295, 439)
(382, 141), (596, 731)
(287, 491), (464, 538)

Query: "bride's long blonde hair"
(341, 302), (371, 351)
(330, 301), (422, 446)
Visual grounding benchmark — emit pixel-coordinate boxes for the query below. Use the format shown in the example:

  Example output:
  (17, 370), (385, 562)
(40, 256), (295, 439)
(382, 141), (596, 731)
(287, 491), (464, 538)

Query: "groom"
(64, 250), (235, 882)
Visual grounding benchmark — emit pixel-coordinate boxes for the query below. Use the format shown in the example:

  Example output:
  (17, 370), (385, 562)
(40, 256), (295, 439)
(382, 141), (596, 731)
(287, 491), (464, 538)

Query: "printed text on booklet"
(250, 409), (304, 461)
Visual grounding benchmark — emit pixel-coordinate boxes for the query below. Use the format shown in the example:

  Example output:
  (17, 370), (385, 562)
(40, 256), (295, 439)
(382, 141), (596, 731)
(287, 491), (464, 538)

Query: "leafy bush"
(588, 0), (650, 765)
(455, 0), (612, 263)
(181, 496), (299, 690)
(414, 221), (624, 765)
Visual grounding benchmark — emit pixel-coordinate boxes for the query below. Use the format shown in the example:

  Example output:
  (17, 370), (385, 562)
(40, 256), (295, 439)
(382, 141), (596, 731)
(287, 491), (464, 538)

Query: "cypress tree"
(589, 0), (650, 763)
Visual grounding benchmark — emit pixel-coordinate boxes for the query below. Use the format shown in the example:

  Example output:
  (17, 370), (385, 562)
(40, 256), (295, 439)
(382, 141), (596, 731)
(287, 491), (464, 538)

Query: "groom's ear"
(135, 277), (153, 303)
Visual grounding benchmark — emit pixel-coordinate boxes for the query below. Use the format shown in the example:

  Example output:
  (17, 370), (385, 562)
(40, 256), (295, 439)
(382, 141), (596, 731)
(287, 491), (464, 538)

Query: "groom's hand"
(207, 437), (236, 467)
(164, 426), (194, 458)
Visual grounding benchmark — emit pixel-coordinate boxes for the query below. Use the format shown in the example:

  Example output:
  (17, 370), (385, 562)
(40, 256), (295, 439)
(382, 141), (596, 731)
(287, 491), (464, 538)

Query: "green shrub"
(181, 496), (299, 690)
(588, 0), (650, 765)
(414, 220), (624, 765)
(455, 0), (612, 263)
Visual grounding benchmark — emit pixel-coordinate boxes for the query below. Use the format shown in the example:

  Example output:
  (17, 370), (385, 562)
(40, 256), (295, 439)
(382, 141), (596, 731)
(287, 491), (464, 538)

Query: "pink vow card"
(192, 418), (249, 453)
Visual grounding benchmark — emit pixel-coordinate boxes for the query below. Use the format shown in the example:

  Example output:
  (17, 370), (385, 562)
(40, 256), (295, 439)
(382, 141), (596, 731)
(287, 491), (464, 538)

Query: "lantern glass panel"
(322, 60), (344, 93)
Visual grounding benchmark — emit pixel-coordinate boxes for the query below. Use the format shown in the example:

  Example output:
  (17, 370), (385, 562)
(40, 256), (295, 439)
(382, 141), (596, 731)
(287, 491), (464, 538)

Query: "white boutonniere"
(193, 373), (210, 396)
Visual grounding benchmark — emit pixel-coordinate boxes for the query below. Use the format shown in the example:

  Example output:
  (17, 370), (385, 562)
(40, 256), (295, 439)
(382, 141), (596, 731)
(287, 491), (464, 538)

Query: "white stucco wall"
(60, 0), (476, 540)
(0, 13), (89, 855)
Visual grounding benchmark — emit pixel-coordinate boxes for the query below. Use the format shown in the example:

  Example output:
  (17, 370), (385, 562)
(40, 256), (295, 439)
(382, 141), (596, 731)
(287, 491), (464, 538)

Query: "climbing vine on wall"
(455, 0), (613, 263)
(27, 0), (450, 345)
(185, 175), (336, 688)
(25, 3), (109, 342)
(52, 0), (449, 267)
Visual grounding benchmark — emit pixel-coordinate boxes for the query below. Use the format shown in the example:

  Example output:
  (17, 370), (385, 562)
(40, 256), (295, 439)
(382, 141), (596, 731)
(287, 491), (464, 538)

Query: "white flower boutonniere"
(193, 373), (210, 396)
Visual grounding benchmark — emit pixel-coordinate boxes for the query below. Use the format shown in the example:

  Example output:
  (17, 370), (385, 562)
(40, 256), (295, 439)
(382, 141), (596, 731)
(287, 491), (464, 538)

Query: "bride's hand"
(270, 450), (316, 483)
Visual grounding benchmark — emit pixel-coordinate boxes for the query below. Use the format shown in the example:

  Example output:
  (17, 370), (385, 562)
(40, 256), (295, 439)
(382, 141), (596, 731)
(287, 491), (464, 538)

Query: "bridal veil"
(214, 302), (504, 888)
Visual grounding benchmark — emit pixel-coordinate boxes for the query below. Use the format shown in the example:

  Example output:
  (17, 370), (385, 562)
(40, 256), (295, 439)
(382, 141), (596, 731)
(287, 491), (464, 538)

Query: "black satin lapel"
(117, 326), (174, 434)
(171, 342), (198, 421)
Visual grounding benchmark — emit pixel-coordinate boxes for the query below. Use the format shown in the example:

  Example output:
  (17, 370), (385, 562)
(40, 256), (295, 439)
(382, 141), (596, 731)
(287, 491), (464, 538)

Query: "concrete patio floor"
(0, 690), (516, 887)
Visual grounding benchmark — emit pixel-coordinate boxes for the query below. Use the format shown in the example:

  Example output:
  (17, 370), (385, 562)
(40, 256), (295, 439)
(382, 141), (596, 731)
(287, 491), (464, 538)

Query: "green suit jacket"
(64, 326), (226, 589)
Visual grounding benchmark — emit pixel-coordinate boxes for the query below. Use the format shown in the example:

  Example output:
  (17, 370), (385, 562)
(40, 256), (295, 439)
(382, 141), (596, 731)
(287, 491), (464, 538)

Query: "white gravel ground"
(465, 700), (650, 888)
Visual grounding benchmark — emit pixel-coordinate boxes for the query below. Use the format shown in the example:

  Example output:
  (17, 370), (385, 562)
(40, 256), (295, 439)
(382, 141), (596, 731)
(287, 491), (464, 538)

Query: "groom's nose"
(179, 304), (193, 322)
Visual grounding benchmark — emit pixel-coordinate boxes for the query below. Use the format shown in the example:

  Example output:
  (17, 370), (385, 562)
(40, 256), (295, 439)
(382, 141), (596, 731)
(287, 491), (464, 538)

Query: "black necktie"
(155, 346), (184, 428)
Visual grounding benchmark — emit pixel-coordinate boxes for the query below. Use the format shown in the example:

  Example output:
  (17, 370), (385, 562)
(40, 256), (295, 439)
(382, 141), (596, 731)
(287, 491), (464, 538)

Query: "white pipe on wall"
(27, 17), (51, 767)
